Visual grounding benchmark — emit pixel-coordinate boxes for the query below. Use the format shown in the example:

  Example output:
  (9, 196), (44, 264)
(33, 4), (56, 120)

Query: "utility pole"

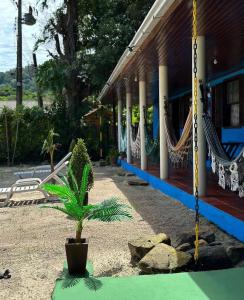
(33, 53), (43, 108)
(16, 0), (22, 107)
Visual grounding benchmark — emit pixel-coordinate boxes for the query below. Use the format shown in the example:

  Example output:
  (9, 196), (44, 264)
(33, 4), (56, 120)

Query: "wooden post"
(126, 80), (132, 164)
(33, 53), (43, 108)
(139, 75), (147, 170)
(16, 0), (23, 106)
(159, 65), (169, 179)
(117, 86), (122, 152)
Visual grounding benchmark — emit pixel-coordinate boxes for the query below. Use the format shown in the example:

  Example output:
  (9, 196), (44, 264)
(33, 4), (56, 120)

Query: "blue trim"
(169, 88), (191, 101)
(168, 67), (244, 101)
(208, 67), (244, 87)
(222, 127), (244, 143)
(118, 159), (244, 243)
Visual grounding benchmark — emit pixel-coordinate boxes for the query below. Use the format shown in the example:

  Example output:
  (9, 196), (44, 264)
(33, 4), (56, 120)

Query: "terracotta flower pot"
(65, 238), (88, 275)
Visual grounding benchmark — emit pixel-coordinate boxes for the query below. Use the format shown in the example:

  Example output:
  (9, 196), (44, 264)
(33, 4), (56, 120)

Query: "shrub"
(69, 138), (94, 191)
(0, 105), (67, 164)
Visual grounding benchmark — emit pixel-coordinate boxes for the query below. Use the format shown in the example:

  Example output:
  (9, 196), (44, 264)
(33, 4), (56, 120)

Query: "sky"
(0, 0), (62, 72)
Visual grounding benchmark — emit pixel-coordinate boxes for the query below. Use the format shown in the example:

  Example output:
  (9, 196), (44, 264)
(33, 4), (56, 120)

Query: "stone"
(172, 232), (196, 248)
(99, 160), (108, 167)
(188, 245), (232, 270)
(209, 241), (222, 246)
(172, 230), (215, 248)
(176, 243), (192, 252)
(128, 179), (148, 186)
(226, 245), (244, 265)
(199, 232), (215, 243)
(139, 243), (192, 274)
(125, 172), (135, 177)
(198, 239), (208, 247)
(236, 260), (244, 267)
(117, 171), (126, 176)
(128, 233), (171, 264)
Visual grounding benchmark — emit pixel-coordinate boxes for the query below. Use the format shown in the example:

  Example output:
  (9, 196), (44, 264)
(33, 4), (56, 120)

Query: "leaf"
(42, 183), (76, 202)
(67, 165), (79, 199)
(79, 164), (91, 205)
(87, 198), (132, 222)
(41, 205), (77, 219)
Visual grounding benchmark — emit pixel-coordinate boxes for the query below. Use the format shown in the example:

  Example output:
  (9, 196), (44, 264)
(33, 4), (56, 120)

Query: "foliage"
(131, 105), (153, 125)
(0, 66), (36, 91)
(0, 66), (39, 101)
(42, 164), (132, 240)
(0, 104), (71, 164)
(36, 59), (69, 98)
(108, 147), (119, 158)
(35, 0), (154, 118)
(79, 0), (155, 92)
(69, 139), (94, 191)
(41, 128), (59, 171)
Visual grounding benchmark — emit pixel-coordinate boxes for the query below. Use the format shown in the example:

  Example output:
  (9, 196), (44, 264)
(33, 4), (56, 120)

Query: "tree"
(36, 0), (88, 119)
(41, 128), (59, 172)
(35, 0), (154, 135)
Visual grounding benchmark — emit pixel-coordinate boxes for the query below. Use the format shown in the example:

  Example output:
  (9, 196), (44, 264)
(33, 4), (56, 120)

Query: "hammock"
(119, 126), (127, 152)
(130, 126), (141, 159)
(203, 114), (244, 197)
(145, 123), (160, 163)
(164, 107), (193, 168)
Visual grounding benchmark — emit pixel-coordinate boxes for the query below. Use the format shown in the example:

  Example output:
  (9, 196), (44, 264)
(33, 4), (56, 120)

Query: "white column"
(139, 79), (147, 170)
(126, 83), (132, 164)
(117, 88), (122, 152)
(159, 65), (168, 179)
(192, 36), (206, 196)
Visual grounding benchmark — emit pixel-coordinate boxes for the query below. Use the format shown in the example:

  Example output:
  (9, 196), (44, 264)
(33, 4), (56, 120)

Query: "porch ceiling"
(101, 0), (244, 105)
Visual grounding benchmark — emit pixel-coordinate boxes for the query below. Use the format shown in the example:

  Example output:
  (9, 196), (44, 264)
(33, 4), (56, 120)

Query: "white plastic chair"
(0, 161), (69, 205)
(14, 152), (72, 179)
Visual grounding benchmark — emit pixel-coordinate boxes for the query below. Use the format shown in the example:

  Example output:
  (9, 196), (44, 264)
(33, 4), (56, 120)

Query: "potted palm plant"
(41, 164), (132, 275)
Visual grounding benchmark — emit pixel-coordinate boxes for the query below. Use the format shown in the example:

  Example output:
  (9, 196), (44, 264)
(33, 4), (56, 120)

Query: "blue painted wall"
(222, 127), (244, 143)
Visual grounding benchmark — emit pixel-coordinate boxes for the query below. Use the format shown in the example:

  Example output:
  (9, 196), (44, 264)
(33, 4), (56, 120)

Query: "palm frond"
(41, 205), (77, 219)
(78, 164), (91, 205)
(67, 165), (79, 197)
(87, 198), (132, 222)
(42, 183), (76, 202)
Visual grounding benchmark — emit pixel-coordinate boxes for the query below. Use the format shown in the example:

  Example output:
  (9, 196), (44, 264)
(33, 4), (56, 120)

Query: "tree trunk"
(12, 119), (19, 165)
(50, 150), (54, 173)
(4, 112), (10, 166)
(76, 221), (82, 242)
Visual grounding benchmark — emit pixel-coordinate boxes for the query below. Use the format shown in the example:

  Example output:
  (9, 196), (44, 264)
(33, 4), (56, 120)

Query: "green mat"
(52, 266), (244, 300)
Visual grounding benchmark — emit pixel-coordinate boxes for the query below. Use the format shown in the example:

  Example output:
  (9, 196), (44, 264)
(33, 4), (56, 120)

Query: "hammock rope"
(119, 125), (127, 152)
(163, 106), (193, 168)
(145, 122), (160, 163)
(203, 114), (244, 197)
(130, 126), (141, 159)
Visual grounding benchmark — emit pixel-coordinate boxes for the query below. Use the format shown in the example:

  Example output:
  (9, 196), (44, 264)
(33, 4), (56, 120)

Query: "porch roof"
(98, 0), (244, 105)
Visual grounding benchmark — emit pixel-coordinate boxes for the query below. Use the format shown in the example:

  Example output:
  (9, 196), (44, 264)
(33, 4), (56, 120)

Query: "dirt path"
(0, 165), (239, 299)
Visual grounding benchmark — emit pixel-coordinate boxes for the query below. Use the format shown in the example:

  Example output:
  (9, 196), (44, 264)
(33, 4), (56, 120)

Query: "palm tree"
(41, 128), (59, 173)
(41, 164), (132, 241)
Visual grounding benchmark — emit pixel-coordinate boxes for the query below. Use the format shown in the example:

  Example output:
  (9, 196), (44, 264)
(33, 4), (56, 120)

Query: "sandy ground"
(0, 164), (241, 299)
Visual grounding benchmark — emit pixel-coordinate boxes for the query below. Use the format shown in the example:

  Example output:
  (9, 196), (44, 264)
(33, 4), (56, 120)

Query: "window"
(226, 80), (240, 127)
